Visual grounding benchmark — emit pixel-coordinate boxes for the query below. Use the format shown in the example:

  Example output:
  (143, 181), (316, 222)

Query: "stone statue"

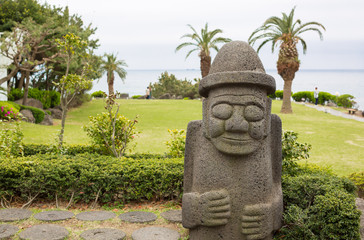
(182, 41), (283, 240)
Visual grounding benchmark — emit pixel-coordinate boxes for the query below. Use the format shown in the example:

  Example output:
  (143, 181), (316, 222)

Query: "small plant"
(0, 103), (21, 121)
(84, 94), (138, 157)
(282, 130), (312, 176)
(348, 172), (364, 197)
(0, 120), (24, 157)
(165, 129), (186, 157)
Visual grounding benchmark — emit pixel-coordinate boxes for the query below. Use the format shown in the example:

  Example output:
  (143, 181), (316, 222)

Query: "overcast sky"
(40, 0), (364, 70)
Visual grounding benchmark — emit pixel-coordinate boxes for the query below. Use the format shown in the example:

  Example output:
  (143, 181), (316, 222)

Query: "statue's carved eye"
(244, 105), (264, 122)
(212, 103), (233, 120)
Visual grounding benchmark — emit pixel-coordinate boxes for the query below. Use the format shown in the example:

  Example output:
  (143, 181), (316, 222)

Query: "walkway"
(301, 103), (364, 123)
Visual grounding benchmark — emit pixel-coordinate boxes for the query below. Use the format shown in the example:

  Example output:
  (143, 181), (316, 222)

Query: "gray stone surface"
(15, 98), (43, 109)
(20, 109), (35, 123)
(183, 41), (282, 240)
(119, 211), (157, 223)
(131, 226), (180, 240)
(76, 211), (116, 221)
(47, 108), (62, 119)
(34, 210), (74, 221)
(80, 228), (126, 240)
(0, 224), (19, 239)
(40, 112), (53, 125)
(18, 224), (69, 240)
(0, 209), (32, 222)
(160, 210), (182, 223)
(356, 198), (364, 239)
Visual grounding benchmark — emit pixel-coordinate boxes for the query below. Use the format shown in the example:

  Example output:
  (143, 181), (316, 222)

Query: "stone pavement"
(0, 208), (183, 240)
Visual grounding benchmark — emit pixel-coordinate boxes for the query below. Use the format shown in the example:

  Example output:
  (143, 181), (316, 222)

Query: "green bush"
(276, 173), (360, 239)
(292, 91), (314, 103)
(269, 90), (284, 99)
(165, 129), (186, 157)
(0, 154), (184, 204)
(337, 94), (355, 108)
(348, 172), (364, 197)
(318, 91), (335, 105)
(151, 71), (200, 99)
(132, 95), (143, 99)
(8, 88), (60, 109)
(91, 90), (106, 98)
(19, 105), (45, 123)
(84, 110), (138, 157)
(0, 121), (24, 158)
(0, 101), (21, 120)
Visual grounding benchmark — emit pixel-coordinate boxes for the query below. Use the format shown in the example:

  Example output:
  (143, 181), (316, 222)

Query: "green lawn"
(21, 99), (364, 176)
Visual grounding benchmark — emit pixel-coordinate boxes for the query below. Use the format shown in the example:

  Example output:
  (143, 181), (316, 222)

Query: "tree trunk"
(108, 72), (115, 96)
(200, 51), (211, 78)
(281, 80), (293, 113)
(59, 108), (67, 150)
(22, 71), (30, 105)
(17, 70), (26, 89)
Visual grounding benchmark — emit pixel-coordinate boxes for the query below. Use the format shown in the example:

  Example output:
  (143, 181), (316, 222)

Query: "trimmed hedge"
(19, 105), (45, 123)
(0, 154), (184, 204)
(292, 91), (314, 103)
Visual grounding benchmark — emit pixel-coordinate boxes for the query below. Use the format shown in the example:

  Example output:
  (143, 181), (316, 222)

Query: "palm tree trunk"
(281, 80), (293, 113)
(200, 51), (211, 78)
(108, 72), (115, 96)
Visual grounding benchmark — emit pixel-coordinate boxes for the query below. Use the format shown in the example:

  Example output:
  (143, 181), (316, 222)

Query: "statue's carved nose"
(225, 107), (249, 133)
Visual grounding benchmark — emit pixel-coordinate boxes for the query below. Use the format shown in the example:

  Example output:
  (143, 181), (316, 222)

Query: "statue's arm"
(270, 114), (283, 230)
(182, 121), (231, 229)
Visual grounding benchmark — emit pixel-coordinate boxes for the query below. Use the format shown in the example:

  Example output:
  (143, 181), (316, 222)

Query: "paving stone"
(0, 209), (32, 222)
(34, 210), (74, 221)
(119, 211), (157, 223)
(18, 224), (69, 240)
(0, 224), (19, 239)
(356, 198), (364, 239)
(131, 226), (180, 240)
(76, 211), (116, 221)
(160, 210), (182, 223)
(80, 228), (126, 240)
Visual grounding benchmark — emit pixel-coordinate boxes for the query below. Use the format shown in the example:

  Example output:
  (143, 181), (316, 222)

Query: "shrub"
(0, 120), (24, 158)
(165, 129), (186, 157)
(91, 90), (106, 98)
(277, 173), (360, 239)
(151, 71), (200, 99)
(0, 101), (21, 120)
(83, 95), (139, 157)
(292, 91), (314, 103)
(0, 154), (184, 205)
(337, 94), (355, 108)
(132, 95), (143, 99)
(19, 105), (45, 123)
(318, 91), (335, 105)
(282, 130), (311, 176)
(8, 88), (60, 109)
(8, 88), (23, 101)
(348, 172), (364, 197)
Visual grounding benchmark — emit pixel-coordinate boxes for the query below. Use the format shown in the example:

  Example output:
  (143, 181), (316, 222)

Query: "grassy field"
(20, 98), (364, 176)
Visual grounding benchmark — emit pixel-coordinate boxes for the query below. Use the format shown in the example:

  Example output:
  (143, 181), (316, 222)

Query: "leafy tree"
(99, 53), (127, 96)
(0, 17), (60, 104)
(54, 33), (92, 150)
(176, 23), (231, 78)
(248, 7), (325, 113)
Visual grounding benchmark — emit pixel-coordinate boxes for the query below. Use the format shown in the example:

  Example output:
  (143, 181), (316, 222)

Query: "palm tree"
(176, 23), (231, 78)
(100, 53), (128, 96)
(248, 7), (325, 113)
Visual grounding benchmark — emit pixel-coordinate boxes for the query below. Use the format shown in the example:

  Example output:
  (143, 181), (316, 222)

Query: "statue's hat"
(199, 41), (276, 97)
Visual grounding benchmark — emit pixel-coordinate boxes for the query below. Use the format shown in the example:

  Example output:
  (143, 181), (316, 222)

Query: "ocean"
(91, 69), (364, 110)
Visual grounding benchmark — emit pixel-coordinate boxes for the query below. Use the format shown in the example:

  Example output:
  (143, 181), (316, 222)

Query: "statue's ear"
(264, 98), (272, 138)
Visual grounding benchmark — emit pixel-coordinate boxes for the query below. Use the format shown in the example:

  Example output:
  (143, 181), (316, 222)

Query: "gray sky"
(41, 0), (364, 70)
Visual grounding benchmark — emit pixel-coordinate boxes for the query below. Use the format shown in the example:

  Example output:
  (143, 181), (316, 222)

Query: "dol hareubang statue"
(182, 41), (283, 240)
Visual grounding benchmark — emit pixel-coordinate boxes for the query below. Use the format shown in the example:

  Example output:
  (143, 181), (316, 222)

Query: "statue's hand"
(241, 203), (273, 240)
(199, 189), (231, 226)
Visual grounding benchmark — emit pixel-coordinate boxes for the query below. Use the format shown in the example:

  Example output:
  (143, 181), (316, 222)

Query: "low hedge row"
(0, 154), (184, 205)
